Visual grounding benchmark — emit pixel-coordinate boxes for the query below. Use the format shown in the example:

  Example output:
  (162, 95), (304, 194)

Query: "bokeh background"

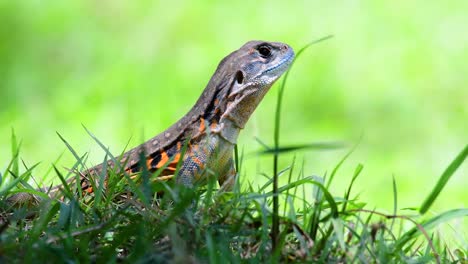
(1, 1), (466, 215)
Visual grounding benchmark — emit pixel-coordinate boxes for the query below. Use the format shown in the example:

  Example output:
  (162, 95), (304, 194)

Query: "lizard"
(5, 40), (295, 206)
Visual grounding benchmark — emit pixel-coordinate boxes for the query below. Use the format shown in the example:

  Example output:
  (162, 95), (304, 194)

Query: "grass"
(0, 43), (467, 263)
(1, 138), (467, 263)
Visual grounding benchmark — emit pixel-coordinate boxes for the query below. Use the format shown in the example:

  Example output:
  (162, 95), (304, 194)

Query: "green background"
(1, 2), (466, 216)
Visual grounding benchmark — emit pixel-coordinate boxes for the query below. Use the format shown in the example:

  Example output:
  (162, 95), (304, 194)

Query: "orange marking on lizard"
(199, 118), (206, 133)
(177, 141), (182, 152)
(210, 119), (218, 129)
(170, 152), (181, 165)
(146, 157), (153, 170)
(156, 151), (169, 168)
(191, 155), (204, 168)
(165, 166), (176, 172)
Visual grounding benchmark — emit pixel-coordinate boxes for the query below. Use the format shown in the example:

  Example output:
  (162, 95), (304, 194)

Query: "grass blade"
(256, 142), (345, 156)
(390, 175), (398, 231)
(419, 144), (468, 214)
(56, 132), (83, 166)
(271, 35), (333, 250)
(341, 163), (363, 213)
(325, 141), (359, 189)
(0, 163), (40, 197)
(11, 128), (20, 178)
(82, 125), (121, 171)
(395, 208), (468, 251)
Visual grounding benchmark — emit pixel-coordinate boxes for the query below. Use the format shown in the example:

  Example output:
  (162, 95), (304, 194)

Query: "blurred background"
(1, 1), (466, 215)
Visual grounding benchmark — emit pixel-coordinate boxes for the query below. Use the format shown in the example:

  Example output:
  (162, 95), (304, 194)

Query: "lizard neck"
(219, 83), (271, 130)
(215, 119), (241, 145)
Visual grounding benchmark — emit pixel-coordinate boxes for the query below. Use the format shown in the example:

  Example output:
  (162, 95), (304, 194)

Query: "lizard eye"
(257, 45), (272, 58)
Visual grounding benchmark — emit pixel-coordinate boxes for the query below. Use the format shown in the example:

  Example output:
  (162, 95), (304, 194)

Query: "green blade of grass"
(57, 132), (84, 167)
(42, 150), (66, 186)
(66, 153), (89, 200)
(419, 144), (468, 214)
(11, 128), (20, 178)
(29, 201), (61, 243)
(267, 177), (339, 218)
(234, 144), (239, 173)
(341, 163), (363, 213)
(309, 175), (325, 240)
(256, 142), (345, 156)
(390, 175), (398, 232)
(7, 188), (50, 200)
(271, 35), (333, 250)
(0, 163), (40, 196)
(254, 136), (272, 151)
(331, 218), (345, 250)
(258, 166), (291, 193)
(93, 154), (109, 206)
(53, 165), (75, 201)
(395, 208), (468, 251)
(326, 140), (359, 189)
(82, 125), (121, 171)
(138, 150), (152, 202)
(283, 156), (296, 217)
(3, 130), (23, 181)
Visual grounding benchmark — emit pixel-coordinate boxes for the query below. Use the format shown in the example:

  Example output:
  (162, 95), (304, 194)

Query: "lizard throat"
(217, 119), (241, 145)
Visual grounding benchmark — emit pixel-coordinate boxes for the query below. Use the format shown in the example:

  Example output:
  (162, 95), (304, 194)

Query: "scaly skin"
(6, 41), (295, 206)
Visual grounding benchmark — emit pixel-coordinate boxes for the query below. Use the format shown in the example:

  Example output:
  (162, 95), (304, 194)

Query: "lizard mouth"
(263, 48), (295, 75)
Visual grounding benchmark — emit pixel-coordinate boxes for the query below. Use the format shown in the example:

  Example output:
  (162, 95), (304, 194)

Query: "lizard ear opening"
(235, 70), (244, 84)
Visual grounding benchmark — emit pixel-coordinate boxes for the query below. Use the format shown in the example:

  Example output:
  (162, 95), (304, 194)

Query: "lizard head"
(232, 41), (295, 89)
(219, 40), (295, 129)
